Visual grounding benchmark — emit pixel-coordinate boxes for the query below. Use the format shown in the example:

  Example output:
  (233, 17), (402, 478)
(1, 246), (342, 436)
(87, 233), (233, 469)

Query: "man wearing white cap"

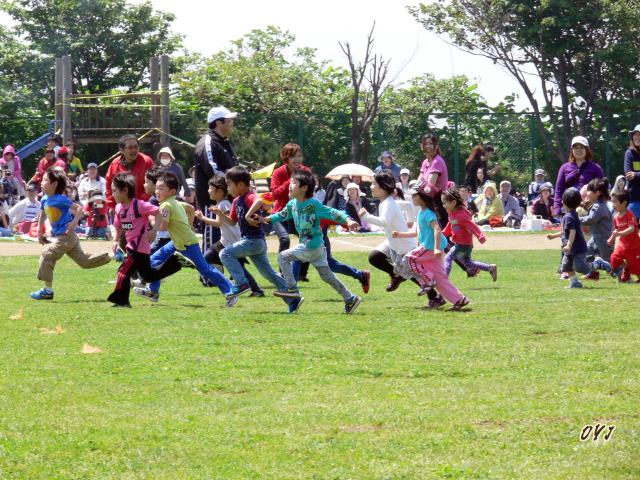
(193, 106), (239, 212)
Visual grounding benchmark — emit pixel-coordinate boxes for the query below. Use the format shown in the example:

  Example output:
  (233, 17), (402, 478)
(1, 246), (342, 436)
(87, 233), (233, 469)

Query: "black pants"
(368, 249), (438, 301)
(108, 250), (182, 305)
(204, 240), (263, 293)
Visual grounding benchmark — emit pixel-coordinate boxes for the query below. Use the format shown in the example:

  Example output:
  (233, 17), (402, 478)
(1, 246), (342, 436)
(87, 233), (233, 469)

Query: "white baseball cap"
(571, 136), (589, 148)
(630, 125), (640, 137)
(400, 168), (411, 176)
(207, 106), (238, 124)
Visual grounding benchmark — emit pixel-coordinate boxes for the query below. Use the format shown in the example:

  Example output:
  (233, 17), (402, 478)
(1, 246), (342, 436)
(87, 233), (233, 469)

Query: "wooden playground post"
(150, 56), (160, 131)
(54, 57), (63, 131)
(62, 55), (72, 144)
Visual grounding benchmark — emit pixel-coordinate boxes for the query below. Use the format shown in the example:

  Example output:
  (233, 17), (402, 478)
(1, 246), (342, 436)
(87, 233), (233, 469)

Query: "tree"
(0, 0), (183, 97)
(339, 23), (390, 164)
(408, 0), (640, 164)
(172, 26), (353, 172)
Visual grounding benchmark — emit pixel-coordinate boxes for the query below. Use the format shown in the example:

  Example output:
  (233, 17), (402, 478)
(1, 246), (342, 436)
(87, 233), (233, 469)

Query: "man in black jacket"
(193, 106), (238, 210)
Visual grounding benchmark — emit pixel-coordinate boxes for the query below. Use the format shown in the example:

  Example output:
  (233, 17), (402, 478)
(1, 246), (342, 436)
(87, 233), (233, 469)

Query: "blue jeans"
(322, 227), (361, 280)
(149, 241), (232, 295)
(0, 226), (13, 237)
(220, 237), (287, 290)
(629, 202), (640, 222)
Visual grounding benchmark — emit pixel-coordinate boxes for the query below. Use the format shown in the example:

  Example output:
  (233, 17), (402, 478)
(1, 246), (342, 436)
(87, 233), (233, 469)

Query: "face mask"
(160, 158), (171, 166)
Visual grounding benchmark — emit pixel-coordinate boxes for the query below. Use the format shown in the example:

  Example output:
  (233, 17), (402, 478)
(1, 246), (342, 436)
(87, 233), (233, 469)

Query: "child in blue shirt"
(547, 188), (610, 288)
(257, 169), (362, 314)
(30, 168), (111, 300)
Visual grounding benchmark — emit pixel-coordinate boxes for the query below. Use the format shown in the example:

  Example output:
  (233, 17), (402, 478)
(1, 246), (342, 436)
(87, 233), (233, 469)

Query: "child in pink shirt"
(107, 173), (181, 307)
(441, 188), (497, 281)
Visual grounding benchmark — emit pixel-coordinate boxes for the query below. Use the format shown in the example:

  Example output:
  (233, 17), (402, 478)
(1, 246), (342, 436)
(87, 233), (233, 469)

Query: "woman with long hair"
(553, 136), (604, 217)
(418, 133), (449, 227)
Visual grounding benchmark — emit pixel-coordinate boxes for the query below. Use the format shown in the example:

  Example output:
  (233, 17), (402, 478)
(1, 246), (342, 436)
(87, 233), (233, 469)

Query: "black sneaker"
(426, 295), (446, 309)
(111, 303), (132, 308)
(249, 290), (265, 297)
(288, 296), (304, 314)
(344, 295), (362, 314)
(298, 276), (310, 282)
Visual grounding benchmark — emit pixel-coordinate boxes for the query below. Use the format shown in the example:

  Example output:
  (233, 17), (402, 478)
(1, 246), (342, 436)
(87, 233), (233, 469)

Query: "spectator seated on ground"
(529, 168), (553, 202)
(9, 183), (41, 234)
(473, 182), (503, 226)
(0, 199), (13, 237)
(83, 190), (110, 239)
(374, 151), (402, 182)
(343, 183), (374, 232)
(530, 182), (557, 222)
(499, 180), (524, 228)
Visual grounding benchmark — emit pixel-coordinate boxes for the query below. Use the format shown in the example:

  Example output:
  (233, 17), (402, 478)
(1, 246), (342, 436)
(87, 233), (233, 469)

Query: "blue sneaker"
(344, 295), (362, 314)
(273, 288), (302, 298)
(592, 257), (611, 273)
(566, 279), (583, 289)
(288, 296), (304, 314)
(30, 288), (54, 300)
(227, 283), (251, 298)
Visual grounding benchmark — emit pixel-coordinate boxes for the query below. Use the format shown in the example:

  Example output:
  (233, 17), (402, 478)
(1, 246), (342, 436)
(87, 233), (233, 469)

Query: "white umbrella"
(325, 163), (376, 183)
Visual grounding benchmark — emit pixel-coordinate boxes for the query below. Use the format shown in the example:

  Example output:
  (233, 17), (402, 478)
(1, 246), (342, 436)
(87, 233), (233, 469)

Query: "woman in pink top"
(418, 133), (449, 226)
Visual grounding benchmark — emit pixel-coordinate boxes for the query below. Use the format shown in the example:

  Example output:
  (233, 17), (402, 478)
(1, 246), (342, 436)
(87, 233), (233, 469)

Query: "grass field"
(0, 250), (638, 479)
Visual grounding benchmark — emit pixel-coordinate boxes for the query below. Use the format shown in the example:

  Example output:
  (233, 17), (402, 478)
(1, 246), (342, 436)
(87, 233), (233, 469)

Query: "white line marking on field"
(333, 239), (373, 250)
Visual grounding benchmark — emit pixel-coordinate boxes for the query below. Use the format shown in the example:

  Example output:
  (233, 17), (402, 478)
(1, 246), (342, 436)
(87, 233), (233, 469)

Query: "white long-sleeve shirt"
(361, 196), (417, 254)
(9, 197), (41, 226)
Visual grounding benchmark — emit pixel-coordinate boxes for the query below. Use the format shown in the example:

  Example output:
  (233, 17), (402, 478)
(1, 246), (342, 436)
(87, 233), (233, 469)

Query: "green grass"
(0, 250), (639, 479)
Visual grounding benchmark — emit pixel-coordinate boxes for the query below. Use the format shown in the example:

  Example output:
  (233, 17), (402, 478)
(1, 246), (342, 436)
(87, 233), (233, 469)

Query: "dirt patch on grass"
(0, 232), (555, 257)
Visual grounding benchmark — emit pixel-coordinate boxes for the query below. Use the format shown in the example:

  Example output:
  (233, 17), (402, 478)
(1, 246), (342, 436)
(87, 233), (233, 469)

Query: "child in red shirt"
(441, 188), (497, 281)
(608, 192), (640, 280)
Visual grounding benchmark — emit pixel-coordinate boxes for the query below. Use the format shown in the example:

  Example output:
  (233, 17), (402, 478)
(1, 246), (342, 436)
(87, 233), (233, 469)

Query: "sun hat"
(343, 182), (364, 200)
(157, 146), (175, 160)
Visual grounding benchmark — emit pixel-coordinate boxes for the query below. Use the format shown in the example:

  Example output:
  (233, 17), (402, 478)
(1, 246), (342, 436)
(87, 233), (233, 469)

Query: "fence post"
(453, 113), (460, 184)
(160, 54), (170, 147)
(530, 114), (536, 177)
(604, 116), (611, 179)
(297, 118), (304, 150)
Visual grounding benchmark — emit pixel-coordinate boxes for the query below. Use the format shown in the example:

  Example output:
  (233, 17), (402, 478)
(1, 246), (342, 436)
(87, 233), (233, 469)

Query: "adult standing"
(418, 133), (449, 227)
(553, 136), (603, 217)
(193, 106), (238, 211)
(624, 124), (640, 220)
(374, 151), (402, 182)
(463, 144), (500, 193)
(105, 134), (154, 212)
(157, 146), (190, 197)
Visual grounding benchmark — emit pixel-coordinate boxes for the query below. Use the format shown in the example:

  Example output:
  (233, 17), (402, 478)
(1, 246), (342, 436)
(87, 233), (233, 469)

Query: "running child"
(607, 192), (640, 281)
(392, 190), (470, 311)
(30, 168), (111, 300)
(196, 174), (264, 297)
(580, 178), (613, 280)
(257, 169), (362, 314)
(361, 172), (444, 307)
(107, 173), (181, 307)
(134, 173), (236, 306)
(546, 188), (610, 288)
(441, 188), (497, 281)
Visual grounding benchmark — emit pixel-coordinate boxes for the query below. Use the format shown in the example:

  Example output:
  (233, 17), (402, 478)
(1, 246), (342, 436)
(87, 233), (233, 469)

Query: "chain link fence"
(4, 111), (638, 190)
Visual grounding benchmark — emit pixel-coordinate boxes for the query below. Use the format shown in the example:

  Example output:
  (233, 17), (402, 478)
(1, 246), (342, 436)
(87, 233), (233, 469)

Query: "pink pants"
(404, 246), (464, 304)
